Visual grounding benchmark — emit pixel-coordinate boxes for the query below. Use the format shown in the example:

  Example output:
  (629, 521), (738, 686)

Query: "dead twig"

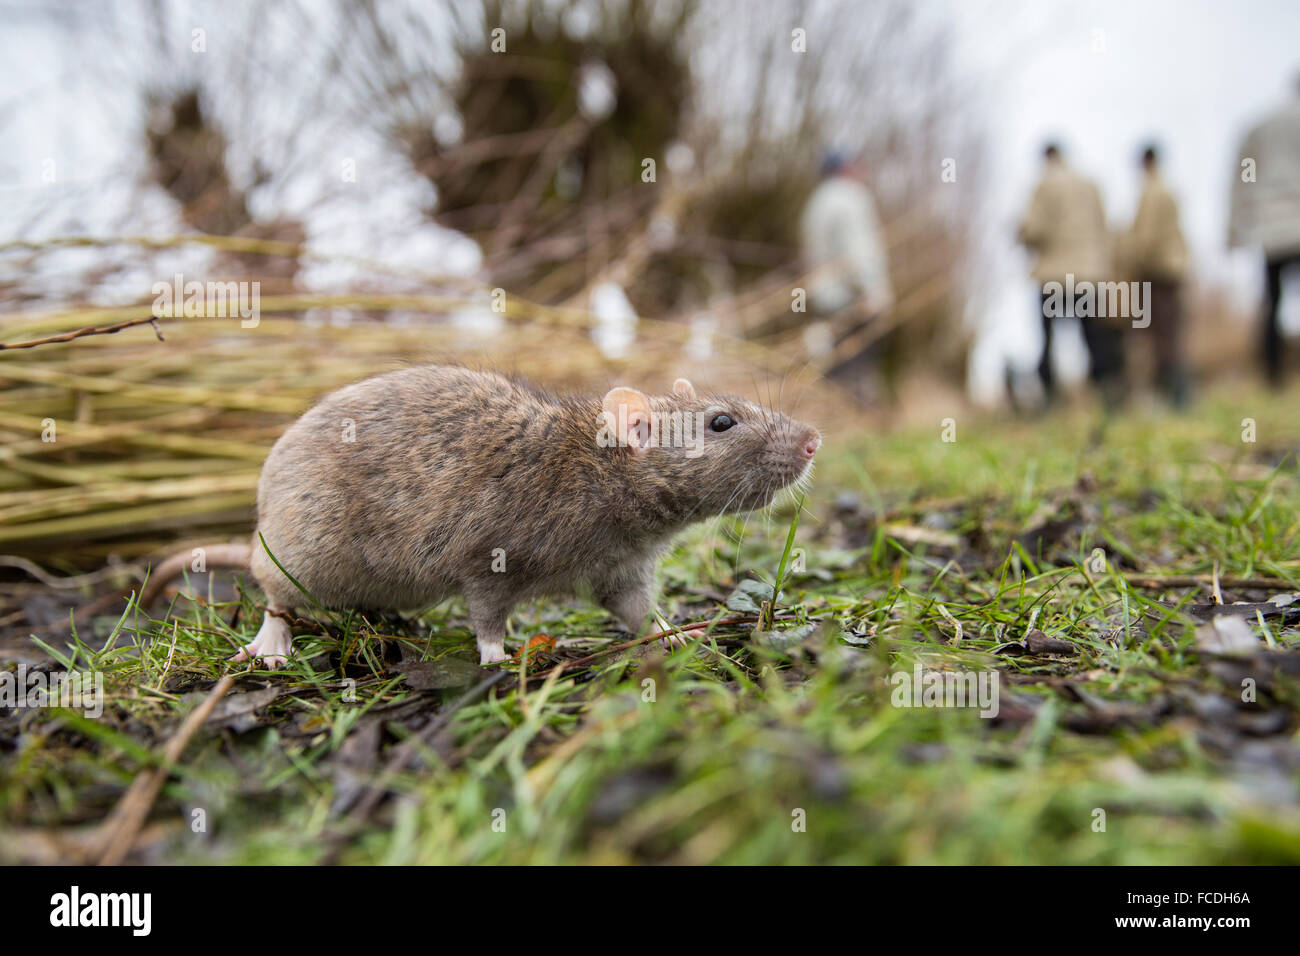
(1123, 573), (1297, 592)
(95, 673), (236, 865)
(0, 315), (165, 351)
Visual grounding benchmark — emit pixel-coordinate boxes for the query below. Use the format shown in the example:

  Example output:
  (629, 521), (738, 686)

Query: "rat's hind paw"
(232, 612), (294, 669)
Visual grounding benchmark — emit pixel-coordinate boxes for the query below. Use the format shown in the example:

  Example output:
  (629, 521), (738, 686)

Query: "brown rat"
(144, 365), (821, 666)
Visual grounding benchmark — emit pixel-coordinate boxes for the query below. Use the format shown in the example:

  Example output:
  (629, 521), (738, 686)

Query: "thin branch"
(0, 315), (165, 351)
(95, 673), (236, 865)
(1124, 574), (1297, 592)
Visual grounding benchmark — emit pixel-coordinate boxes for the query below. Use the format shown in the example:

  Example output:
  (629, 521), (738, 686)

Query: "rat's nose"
(799, 429), (822, 460)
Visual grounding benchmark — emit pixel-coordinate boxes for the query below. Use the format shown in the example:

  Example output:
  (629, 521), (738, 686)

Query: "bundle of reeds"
(0, 261), (840, 568)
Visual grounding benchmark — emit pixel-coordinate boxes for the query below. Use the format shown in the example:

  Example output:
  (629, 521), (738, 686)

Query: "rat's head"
(599, 377), (821, 524)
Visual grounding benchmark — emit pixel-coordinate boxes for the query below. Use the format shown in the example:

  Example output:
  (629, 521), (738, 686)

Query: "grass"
(3, 383), (1300, 864)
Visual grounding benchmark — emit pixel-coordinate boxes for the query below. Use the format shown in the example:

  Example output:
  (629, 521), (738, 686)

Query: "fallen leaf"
(1195, 616), (1261, 655)
(394, 645), (481, 690)
(883, 522), (962, 551)
(750, 621), (818, 650)
(203, 685), (282, 731)
(513, 633), (557, 661)
(1026, 629), (1079, 656)
(725, 579), (776, 614)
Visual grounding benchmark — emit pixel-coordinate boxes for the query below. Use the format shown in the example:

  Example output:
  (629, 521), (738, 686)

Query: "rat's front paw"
(233, 613), (294, 669)
(479, 641), (508, 665)
(232, 647), (289, 669)
(231, 642), (290, 669)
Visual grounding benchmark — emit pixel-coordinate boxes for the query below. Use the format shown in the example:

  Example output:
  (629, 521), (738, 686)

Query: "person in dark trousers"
(1017, 143), (1121, 406)
(1126, 145), (1190, 407)
(1230, 75), (1300, 386)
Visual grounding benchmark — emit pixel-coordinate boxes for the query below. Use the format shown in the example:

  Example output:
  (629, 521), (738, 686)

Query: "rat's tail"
(139, 543), (253, 606)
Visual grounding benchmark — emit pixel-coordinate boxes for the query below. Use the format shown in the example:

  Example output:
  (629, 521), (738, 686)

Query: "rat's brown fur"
(151, 365), (821, 666)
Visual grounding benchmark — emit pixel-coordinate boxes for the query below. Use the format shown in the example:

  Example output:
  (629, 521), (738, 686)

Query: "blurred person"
(1126, 144), (1190, 407)
(1017, 143), (1121, 406)
(799, 152), (894, 403)
(1229, 74), (1300, 387)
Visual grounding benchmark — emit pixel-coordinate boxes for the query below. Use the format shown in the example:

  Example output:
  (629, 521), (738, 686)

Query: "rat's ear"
(602, 386), (653, 453)
(672, 378), (696, 399)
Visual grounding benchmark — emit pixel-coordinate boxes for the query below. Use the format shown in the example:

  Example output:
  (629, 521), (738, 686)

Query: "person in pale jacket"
(799, 153), (894, 401)
(1018, 143), (1120, 405)
(1125, 145), (1190, 407)
(1229, 75), (1300, 386)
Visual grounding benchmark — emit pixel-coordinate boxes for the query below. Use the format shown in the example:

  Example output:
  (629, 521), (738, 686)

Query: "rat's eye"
(710, 413), (735, 432)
